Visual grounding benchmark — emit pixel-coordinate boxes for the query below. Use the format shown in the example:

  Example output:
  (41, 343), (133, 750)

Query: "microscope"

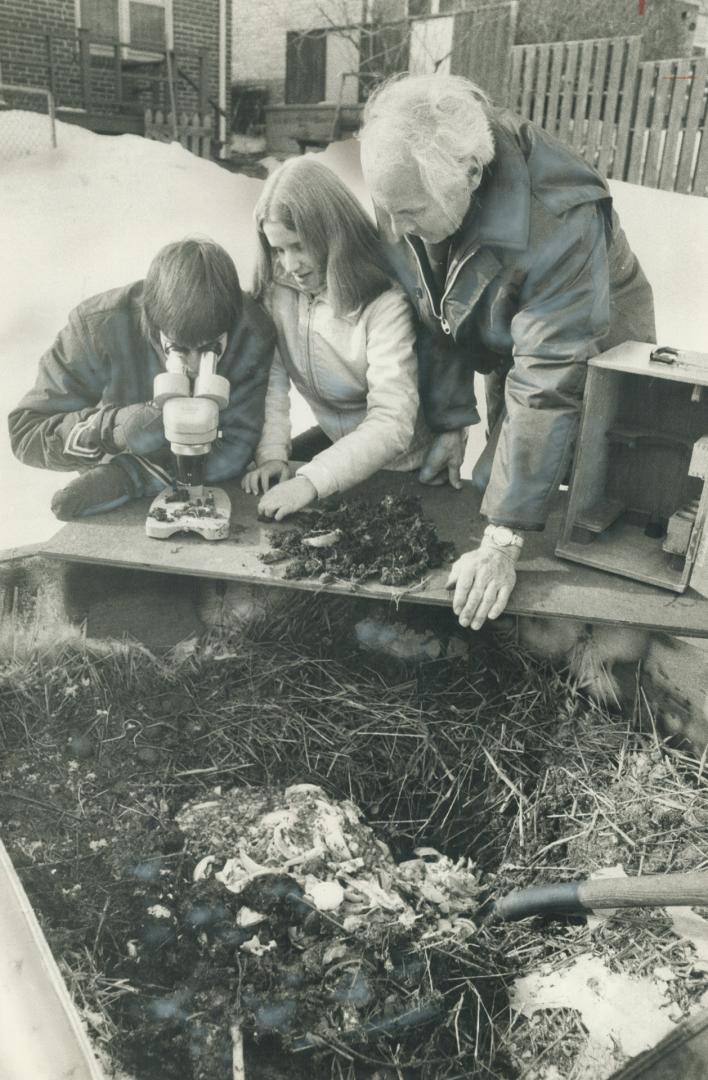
(145, 349), (231, 541)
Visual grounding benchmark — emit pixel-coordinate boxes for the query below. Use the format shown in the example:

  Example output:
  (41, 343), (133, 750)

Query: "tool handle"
(492, 871), (708, 922)
(578, 871), (708, 910)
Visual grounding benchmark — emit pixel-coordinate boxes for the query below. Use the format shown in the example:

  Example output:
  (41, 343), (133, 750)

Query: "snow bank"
(1, 115), (707, 549)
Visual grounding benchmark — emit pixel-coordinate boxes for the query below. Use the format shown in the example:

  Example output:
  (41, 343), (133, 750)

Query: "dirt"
(259, 495), (455, 587)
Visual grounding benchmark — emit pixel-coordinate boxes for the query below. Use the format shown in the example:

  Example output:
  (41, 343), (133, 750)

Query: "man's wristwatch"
(482, 525), (525, 550)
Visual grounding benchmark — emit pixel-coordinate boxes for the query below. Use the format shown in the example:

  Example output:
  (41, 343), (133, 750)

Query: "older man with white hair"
(358, 74), (655, 631)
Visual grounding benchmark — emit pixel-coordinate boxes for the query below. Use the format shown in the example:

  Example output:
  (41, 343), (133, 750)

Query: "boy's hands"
(242, 459), (293, 495)
(258, 476), (317, 521)
(110, 403), (166, 455)
(51, 462), (139, 520)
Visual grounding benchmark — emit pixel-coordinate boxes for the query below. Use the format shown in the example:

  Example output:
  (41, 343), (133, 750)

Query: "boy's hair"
(253, 158), (392, 316)
(141, 237), (242, 346)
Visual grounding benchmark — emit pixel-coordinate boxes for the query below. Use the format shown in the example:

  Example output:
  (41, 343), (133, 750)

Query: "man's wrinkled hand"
(258, 475), (317, 521)
(242, 459), (292, 495)
(418, 430), (466, 489)
(445, 545), (518, 630)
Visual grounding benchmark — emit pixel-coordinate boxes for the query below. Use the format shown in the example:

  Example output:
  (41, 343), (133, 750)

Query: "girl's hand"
(258, 476), (317, 521)
(242, 460), (293, 495)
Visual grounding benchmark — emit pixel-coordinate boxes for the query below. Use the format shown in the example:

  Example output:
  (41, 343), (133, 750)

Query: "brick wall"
(0, 0), (77, 107)
(0, 0), (228, 128)
(231, 0), (364, 102)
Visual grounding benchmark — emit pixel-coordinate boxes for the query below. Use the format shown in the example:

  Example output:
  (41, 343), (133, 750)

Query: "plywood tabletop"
(38, 472), (708, 637)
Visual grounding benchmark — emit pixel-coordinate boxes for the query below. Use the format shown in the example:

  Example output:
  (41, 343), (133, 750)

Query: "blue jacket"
(9, 281), (276, 492)
(380, 108), (656, 530)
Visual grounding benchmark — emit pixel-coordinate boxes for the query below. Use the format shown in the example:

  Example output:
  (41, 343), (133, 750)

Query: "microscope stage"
(145, 487), (231, 541)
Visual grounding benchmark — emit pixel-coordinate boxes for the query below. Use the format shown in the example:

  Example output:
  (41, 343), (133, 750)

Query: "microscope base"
(145, 486), (231, 541)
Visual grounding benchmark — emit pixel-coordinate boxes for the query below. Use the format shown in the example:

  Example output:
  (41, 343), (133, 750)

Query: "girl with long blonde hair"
(243, 156), (433, 519)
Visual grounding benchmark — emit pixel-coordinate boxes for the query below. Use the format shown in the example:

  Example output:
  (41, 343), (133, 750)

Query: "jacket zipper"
(303, 292), (317, 394)
(405, 237), (479, 336)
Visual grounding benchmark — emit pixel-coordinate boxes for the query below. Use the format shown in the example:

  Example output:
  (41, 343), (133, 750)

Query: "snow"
(511, 953), (678, 1077)
(2, 112), (708, 550)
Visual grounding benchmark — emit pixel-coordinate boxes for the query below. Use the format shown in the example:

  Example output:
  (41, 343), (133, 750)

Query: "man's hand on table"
(418, 430), (466, 489)
(258, 475), (317, 521)
(446, 526), (524, 630)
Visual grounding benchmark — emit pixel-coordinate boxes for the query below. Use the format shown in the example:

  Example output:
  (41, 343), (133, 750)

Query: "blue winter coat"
(9, 281), (276, 494)
(380, 108), (656, 530)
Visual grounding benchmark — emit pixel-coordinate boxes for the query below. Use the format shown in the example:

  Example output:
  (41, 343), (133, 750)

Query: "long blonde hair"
(253, 157), (392, 316)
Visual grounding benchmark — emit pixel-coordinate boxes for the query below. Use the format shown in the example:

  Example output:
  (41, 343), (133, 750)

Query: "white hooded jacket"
(254, 279), (433, 499)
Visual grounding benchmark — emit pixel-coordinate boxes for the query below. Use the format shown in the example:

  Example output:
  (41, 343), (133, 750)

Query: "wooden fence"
(144, 108), (213, 158)
(507, 36), (708, 196)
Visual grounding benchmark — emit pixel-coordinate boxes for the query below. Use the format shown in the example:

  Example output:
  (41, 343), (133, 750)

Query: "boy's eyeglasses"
(160, 335), (226, 359)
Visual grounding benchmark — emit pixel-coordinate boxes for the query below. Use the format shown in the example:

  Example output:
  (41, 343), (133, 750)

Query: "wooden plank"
(113, 40), (122, 108)
(597, 37), (625, 177)
(0, 838), (109, 1080)
(659, 57), (691, 191)
(531, 42), (551, 126)
(626, 61), (656, 184)
(613, 36), (642, 182)
(545, 42), (564, 136)
(676, 57), (708, 193)
(643, 59), (673, 188)
(38, 473), (708, 637)
(571, 39), (594, 150)
(557, 40), (580, 143)
(693, 123), (708, 198)
(507, 45), (523, 111)
(45, 31), (58, 104)
(78, 28), (93, 114)
(519, 45), (535, 120)
(198, 48), (209, 118)
(585, 38), (609, 168)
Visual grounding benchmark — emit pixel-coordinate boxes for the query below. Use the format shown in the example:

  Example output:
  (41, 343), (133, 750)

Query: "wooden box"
(556, 342), (708, 592)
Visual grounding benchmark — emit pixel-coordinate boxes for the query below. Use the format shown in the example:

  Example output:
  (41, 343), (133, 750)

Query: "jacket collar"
(272, 269), (327, 300)
(271, 273), (367, 325)
(448, 119), (531, 266)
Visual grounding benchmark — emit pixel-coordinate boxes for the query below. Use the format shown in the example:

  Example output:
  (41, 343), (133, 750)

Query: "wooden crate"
(557, 342), (708, 592)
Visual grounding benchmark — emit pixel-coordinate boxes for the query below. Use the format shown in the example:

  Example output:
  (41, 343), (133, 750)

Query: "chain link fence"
(0, 83), (57, 163)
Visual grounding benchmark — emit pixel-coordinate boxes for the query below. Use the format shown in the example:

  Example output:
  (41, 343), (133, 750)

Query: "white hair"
(359, 74), (495, 208)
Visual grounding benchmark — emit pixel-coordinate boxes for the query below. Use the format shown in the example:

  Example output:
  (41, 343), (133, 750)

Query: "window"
(80, 0), (119, 41)
(76, 0), (173, 57)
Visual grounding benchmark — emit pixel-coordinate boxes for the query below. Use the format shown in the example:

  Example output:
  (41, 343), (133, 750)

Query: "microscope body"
(145, 351), (232, 540)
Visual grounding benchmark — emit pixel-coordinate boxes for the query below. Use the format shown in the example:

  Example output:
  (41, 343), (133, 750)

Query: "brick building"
(0, 0), (231, 144)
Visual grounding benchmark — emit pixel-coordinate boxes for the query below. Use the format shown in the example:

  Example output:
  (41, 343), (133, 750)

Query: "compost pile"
(134, 783), (486, 1073)
(2, 595), (708, 1080)
(260, 494), (455, 586)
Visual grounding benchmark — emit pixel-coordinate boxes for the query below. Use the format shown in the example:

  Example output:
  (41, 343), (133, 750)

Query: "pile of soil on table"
(260, 494), (455, 586)
(1, 597), (707, 1080)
